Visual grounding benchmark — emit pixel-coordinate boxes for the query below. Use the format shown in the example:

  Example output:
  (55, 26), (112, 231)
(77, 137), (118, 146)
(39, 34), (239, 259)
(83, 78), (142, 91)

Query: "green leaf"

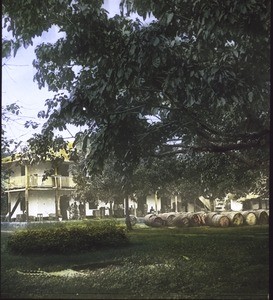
(248, 91), (254, 102)
(2, 0), (268, 200)
(166, 12), (174, 25)
(153, 37), (160, 47)
(152, 56), (160, 68)
(129, 44), (136, 56)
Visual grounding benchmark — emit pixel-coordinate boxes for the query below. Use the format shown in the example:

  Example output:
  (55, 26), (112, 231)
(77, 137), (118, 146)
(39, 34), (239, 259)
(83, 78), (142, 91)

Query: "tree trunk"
(109, 200), (113, 217)
(125, 195), (132, 231)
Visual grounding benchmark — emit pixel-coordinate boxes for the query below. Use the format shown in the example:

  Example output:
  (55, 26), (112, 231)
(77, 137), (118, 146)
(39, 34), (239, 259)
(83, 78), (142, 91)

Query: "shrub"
(7, 220), (129, 254)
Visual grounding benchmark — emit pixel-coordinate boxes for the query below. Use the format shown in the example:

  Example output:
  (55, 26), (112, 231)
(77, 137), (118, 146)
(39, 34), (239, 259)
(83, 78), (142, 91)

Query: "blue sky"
(2, 0), (153, 150)
(2, 26), (66, 144)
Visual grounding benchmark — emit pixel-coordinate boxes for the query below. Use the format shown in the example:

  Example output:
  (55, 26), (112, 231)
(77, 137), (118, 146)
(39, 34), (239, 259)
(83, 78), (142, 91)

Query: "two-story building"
(2, 147), (207, 222)
(2, 154), (76, 222)
(2, 152), (201, 221)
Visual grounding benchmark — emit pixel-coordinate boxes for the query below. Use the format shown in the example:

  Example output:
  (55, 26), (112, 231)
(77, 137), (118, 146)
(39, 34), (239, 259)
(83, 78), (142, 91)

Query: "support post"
(7, 192), (11, 222)
(25, 164), (29, 222)
(133, 203), (136, 217)
(125, 195), (132, 231)
(83, 199), (86, 218)
(54, 167), (59, 221)
(109, 200), (113, 217)
(154, 191), (158, 213)
(175, 194), (178, 213)
(55, 190), (59, 221)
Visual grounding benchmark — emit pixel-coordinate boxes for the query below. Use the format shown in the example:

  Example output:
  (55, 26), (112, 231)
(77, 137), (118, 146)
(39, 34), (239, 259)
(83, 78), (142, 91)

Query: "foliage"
(1, 225), (269, 299)
(1, 104), (26, 212)
(72, 157), (127, 205)
(7, 220), (129, 255)
(133, 151), (269, 202)
(71, 144), (269, 209)
(176, 152), (269, 198)
(1, 103), (41, 178)
(1, 103), (22, 157)
(2, 0), (270, 200)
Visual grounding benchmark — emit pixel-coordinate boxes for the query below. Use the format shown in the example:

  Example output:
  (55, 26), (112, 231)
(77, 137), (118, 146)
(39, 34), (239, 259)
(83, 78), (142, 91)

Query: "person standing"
(79, 202), (85, 219)
(149, 206), (155, 214)
(73, 201), (79, 220)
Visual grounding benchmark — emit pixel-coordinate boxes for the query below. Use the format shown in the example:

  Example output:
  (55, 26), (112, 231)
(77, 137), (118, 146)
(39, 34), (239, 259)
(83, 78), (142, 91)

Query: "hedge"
(7, 220), (129, 254)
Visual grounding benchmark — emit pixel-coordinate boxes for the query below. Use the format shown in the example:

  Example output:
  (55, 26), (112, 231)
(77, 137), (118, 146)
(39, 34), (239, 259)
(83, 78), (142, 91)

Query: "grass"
(1, 222), (269, 299)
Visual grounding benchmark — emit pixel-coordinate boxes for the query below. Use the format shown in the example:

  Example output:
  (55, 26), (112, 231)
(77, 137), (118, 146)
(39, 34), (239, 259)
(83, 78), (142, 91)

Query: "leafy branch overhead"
(2, 0), (270, 176)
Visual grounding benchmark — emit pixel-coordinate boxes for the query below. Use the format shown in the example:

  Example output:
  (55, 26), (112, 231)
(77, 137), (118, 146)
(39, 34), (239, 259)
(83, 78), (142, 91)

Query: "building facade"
(2, 157), (206, 222)
(3, 158), (76, 221)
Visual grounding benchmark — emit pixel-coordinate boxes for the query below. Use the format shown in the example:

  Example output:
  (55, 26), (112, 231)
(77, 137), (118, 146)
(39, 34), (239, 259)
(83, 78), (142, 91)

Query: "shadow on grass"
(1, 225), (269, 299)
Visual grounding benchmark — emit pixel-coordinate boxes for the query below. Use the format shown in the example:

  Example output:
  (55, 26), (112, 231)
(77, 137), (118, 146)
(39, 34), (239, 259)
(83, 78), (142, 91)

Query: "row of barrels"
(144, 210), (269, 228)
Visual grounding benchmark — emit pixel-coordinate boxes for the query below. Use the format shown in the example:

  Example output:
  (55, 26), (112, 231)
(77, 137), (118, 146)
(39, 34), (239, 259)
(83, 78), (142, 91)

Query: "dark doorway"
(136, 195), (146, 216)
(60, 195), (70, 220)
(19, 193), (26, 212)
(161, 196), (171, 213)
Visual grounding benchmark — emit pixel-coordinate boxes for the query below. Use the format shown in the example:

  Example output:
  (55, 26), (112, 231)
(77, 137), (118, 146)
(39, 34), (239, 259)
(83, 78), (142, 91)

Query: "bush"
(7, 220), (129, 254)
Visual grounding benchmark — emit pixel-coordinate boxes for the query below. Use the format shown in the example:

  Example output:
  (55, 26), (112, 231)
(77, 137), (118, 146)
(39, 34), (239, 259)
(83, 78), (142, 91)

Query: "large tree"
(2, 0), (270, 200)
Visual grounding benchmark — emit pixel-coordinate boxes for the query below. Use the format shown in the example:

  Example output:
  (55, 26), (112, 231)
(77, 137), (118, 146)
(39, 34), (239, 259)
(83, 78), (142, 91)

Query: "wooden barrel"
(195, 212), (207, 225)
(241, 211), (257, 226)
(184, 212), (203, 226)
(221, 212), (244, 226)
(158, 213), (178, 227)
(144, 214), (164, 227)
(173, 213), (190, 228)
(204, 212), (219, 226)
(252, 210), (269, 225)
(210, 214), (230, 227)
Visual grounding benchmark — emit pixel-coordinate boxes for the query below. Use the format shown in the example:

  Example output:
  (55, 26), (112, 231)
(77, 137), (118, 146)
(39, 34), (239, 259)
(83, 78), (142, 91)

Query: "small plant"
(7, 220), (129, 254)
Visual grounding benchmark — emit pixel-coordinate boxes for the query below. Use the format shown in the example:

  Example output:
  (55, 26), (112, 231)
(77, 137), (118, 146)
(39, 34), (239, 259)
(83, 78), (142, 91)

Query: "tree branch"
(156, 139), (263, 157)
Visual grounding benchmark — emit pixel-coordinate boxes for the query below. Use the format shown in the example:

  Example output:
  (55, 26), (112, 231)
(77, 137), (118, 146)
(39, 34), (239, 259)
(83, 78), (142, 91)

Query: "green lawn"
(1, 224), (269, 299)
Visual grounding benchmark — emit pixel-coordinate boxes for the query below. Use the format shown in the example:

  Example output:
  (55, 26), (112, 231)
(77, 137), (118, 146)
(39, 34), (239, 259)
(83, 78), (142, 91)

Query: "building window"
(21, 166), (25, 176)
(89, 202), (97, 209)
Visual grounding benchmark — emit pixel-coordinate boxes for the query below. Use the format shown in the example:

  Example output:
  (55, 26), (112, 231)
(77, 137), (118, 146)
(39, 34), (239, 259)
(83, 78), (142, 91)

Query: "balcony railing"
(5, 176), (25, 189)
(5, 174), (76, 190)
(29, 174), (54, 187)
(51, 175), (76, 188)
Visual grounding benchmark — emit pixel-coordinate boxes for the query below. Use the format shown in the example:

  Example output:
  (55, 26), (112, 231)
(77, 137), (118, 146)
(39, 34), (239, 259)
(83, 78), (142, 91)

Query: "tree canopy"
(2, 0), (270, 198)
